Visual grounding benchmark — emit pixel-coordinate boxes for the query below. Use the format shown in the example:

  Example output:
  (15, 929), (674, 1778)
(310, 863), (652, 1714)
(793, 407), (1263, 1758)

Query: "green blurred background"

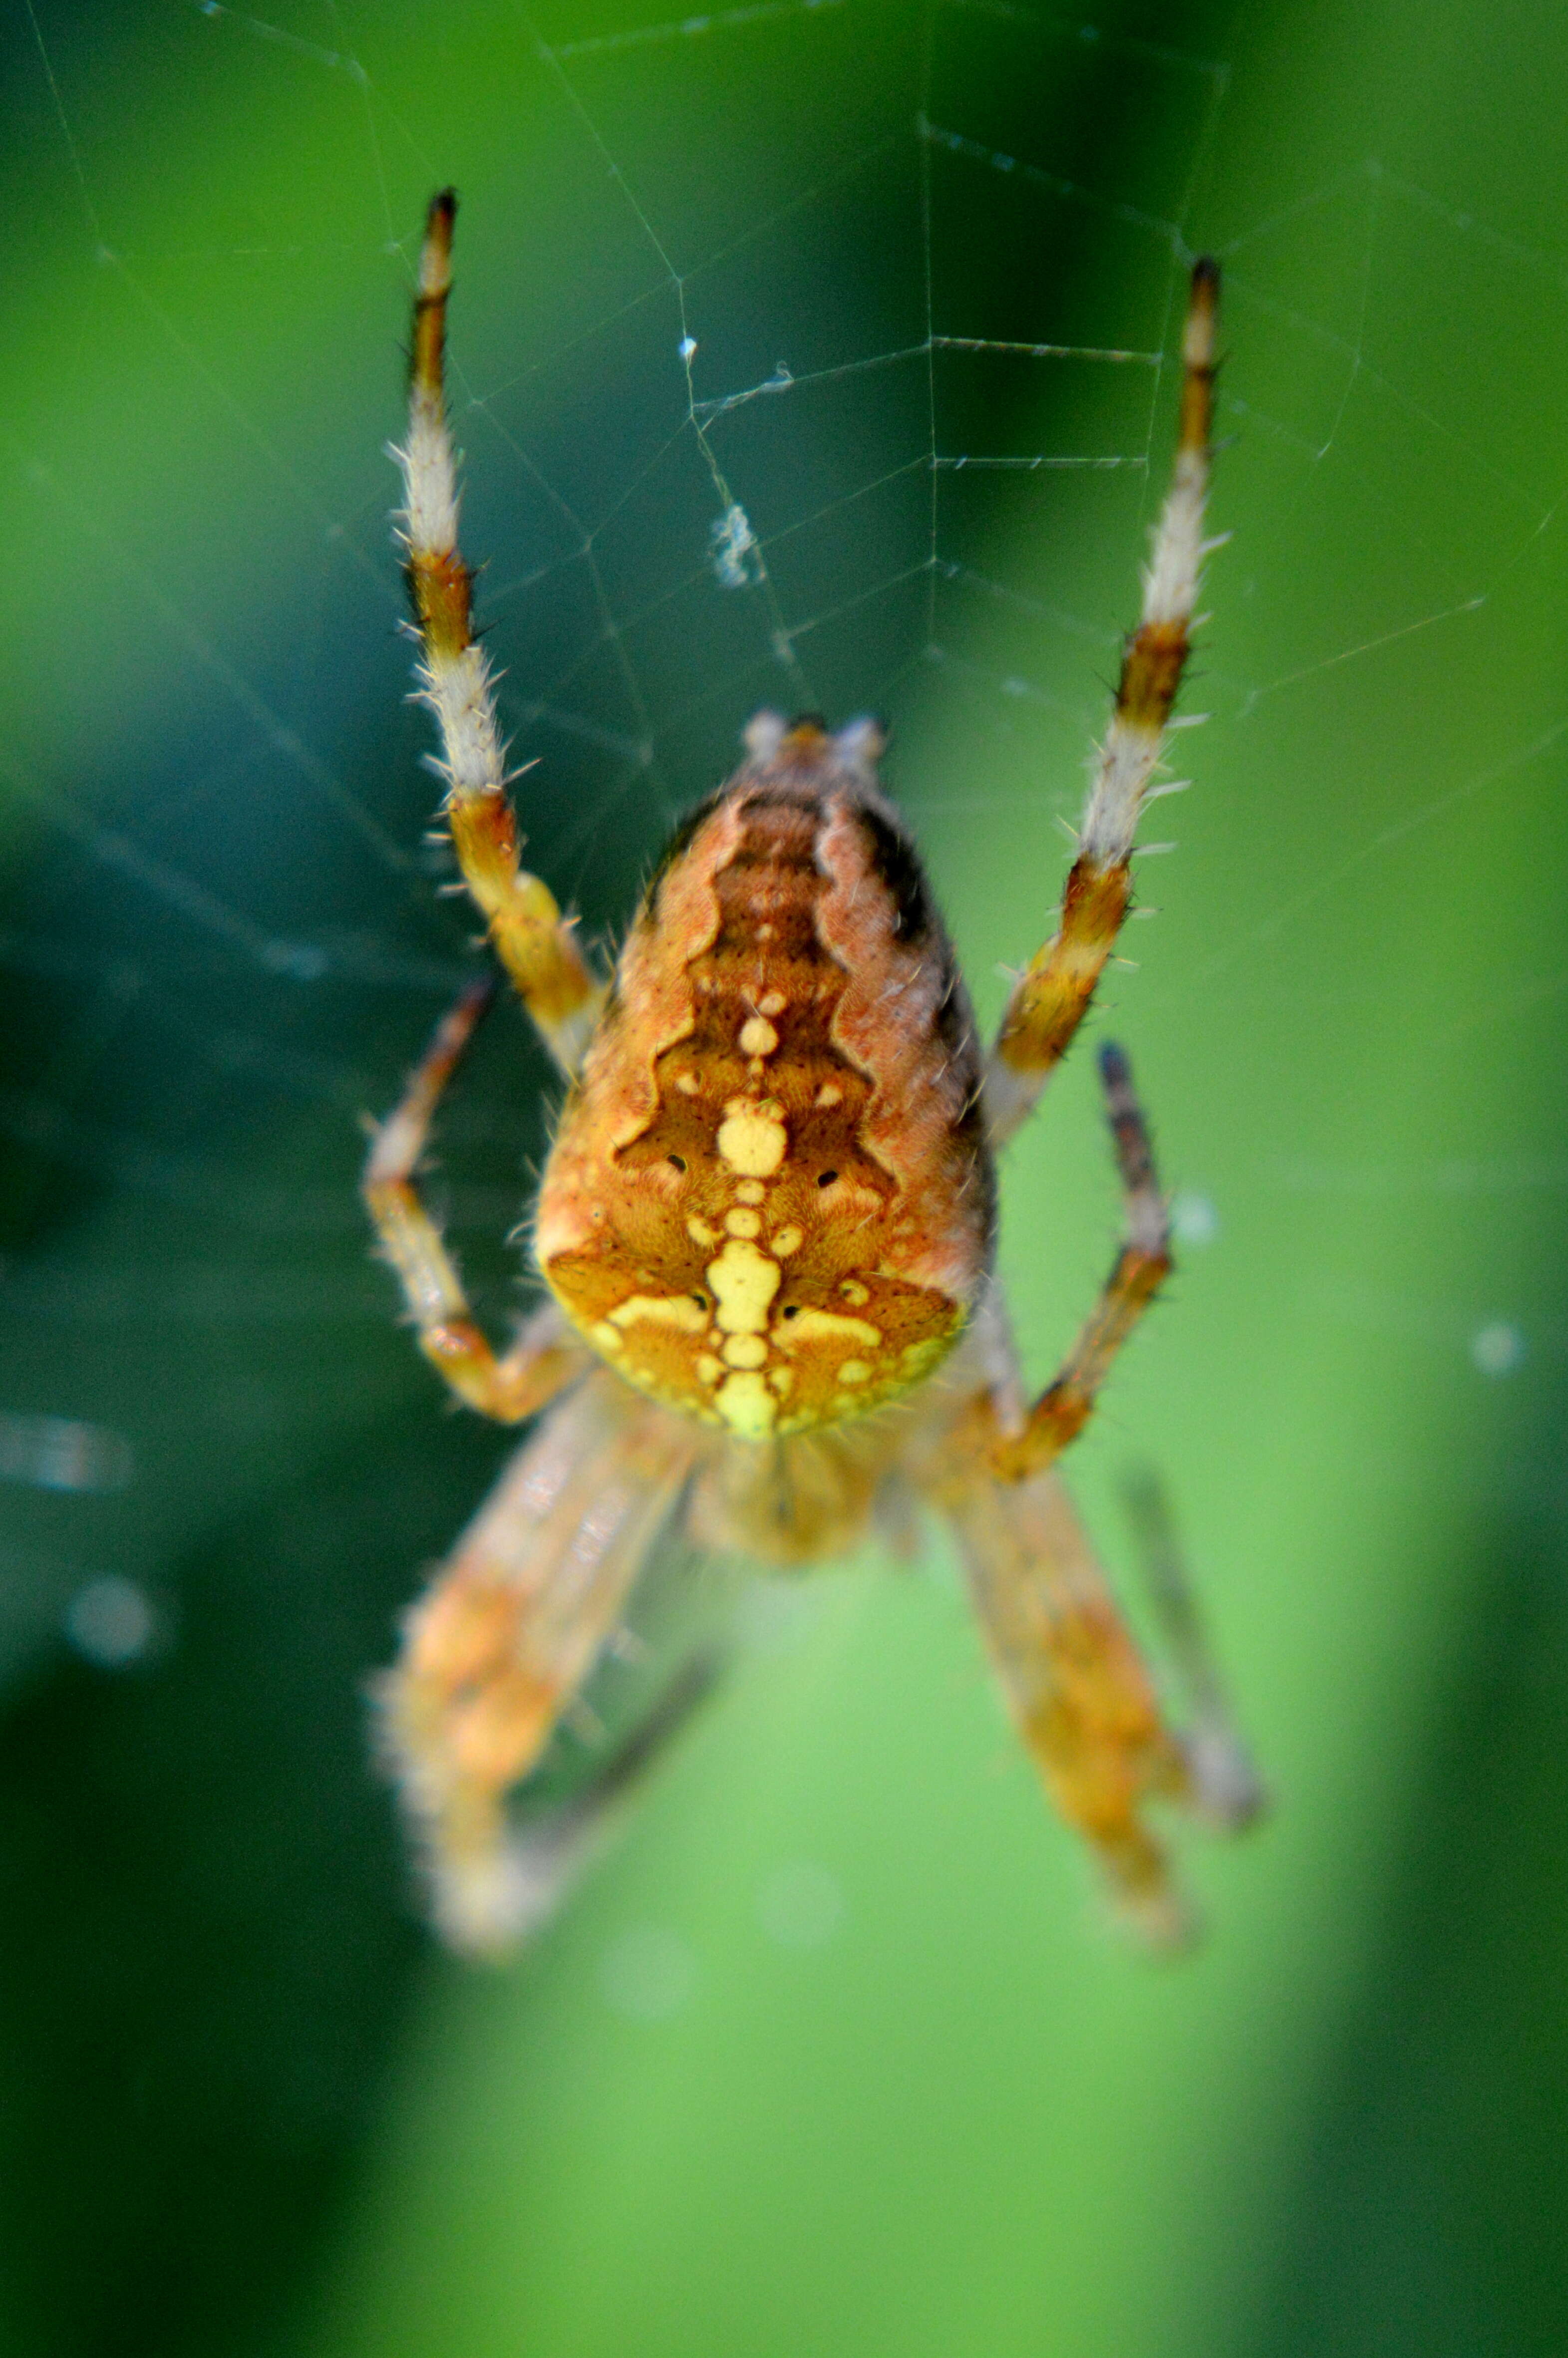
(2, 0), (1567, 2351)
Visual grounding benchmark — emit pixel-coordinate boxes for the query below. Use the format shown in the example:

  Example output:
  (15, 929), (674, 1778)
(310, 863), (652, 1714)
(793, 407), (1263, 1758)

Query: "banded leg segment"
(377, 1369), (701, 1953)
(396, 190), (602, 1076)
(363, 978), (593, 1420)
(989, 1042), (1171, 1484)
(986, 260), (1221, 1147)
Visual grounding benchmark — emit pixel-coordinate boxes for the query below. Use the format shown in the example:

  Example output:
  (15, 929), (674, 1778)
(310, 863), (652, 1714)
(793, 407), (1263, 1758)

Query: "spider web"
(1, 0), (1565, 1716)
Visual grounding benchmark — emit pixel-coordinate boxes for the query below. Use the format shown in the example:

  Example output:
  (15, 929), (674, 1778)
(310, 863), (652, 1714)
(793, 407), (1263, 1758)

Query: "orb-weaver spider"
(365, 191), (1259, 1955)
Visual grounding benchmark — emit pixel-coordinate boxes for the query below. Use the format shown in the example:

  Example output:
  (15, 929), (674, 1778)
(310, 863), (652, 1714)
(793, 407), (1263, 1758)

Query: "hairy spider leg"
(985, 258), (1222, 1147)
(395, 188), (603, 1077)
(939, 1461), (1193, 1944)
(986, 1040), (1172, 1483)
(478, 1650), (724, 1947)
(378, 1367), (701, 1953)
(363, 976), (595, 1419)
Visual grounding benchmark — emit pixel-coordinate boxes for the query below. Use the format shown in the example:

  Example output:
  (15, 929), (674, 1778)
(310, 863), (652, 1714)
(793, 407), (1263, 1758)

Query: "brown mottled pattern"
(535, 726), (994, 1435)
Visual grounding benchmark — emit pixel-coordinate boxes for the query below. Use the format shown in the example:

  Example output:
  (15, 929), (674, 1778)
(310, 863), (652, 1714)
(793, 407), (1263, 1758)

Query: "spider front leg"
(939, 1461), (1194, 1943)
(484, 1649), (724, 1948)
(379, 1368), (701, 1953)
(931, 1313), (1258, 1945)
(984, 259), (1221, 1148)
(987, 1040), (1171, 1485)
(396, 189), (605, 1077)
(1121, 1467), (1265, 1833)
(363, 976), (593, 1420)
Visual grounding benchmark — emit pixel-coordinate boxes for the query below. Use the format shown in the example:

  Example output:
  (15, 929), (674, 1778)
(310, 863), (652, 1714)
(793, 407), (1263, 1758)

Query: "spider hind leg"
(985, 258), (1221, 1148)
(395, 189), (604, 1077)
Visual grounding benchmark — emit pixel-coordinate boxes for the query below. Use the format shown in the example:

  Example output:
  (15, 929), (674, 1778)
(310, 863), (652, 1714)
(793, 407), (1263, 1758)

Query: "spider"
(364, 191), (1260, 1956)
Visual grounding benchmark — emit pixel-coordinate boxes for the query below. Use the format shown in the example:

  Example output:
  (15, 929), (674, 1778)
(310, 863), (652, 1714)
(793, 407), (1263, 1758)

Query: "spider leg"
(984, 259), (1221, 1148)
(450, 1648), (724, 1951)
(1121, 1467), (1264, 1831)
(377, 1368), (702, 1953)
(985, 1041), (1171, 1484)
(395, 190), (604, 1077)
(940, 1460), (1194, 1945)
(363, 976), (594, 1420)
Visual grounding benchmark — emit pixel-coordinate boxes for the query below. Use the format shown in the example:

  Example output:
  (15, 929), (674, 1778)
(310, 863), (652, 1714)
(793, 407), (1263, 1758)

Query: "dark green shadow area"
(1251, 1486), (1568, 2358)
(0, 1408), (496, 2358)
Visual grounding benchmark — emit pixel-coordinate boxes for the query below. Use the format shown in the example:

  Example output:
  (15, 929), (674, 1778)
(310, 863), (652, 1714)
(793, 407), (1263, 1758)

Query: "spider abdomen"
(534, 717), (994, 1439)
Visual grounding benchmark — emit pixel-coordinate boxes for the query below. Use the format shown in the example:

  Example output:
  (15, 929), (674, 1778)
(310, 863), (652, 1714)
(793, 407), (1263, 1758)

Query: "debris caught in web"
(709, 502), (761, 590)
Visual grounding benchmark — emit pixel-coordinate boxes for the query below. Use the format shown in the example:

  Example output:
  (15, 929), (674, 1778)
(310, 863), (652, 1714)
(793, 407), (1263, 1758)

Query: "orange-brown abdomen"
(534, 720), (994, 1438)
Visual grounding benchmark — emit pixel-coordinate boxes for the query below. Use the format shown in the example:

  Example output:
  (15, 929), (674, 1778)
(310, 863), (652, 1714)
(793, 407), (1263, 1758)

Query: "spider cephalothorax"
(363, 192), (1259, 1955)
(537, 715), (993, 1439)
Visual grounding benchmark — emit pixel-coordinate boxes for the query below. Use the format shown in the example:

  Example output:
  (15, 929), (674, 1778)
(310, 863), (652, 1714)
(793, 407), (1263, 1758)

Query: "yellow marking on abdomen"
(776, 1307), (882, 1351)
(717, 1099), (787, 1177)
(609, 1293), (709, 1333)
(715, 1370), (775, 1436)
(706, 1238), (782, 1334)
(738, 1016), (779, 1057)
